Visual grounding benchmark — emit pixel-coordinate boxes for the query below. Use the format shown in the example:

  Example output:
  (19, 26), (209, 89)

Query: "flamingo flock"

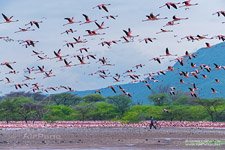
(0, 0), (225, 98)
(0, 121), (225, 129)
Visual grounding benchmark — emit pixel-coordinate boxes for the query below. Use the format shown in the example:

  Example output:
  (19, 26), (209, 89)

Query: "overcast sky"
(0, 0), (224, 94)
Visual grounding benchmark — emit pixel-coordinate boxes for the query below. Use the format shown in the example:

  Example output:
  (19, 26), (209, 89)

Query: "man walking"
(149, 116), (157, 129)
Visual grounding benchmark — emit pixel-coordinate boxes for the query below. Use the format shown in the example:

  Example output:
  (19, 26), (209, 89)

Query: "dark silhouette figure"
(149, 116), (157, 129)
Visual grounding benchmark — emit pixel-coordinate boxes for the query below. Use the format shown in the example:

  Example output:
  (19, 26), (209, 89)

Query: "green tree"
(43, 105), (78, 121)
(89, 102), (118, 120)
(74, 102), (94, 120)
(47, 93), (82, 106)
(196, 98), (225, 121)
(107, 95), (132, 117)
(83, 94), (105, 103)
(149, 93), (170, 106)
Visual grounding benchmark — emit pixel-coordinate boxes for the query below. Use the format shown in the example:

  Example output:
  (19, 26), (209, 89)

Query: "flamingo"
(172, 15), (188, 21)
(159, 2), (181, 9)
(95, 22), (109, 30)
(14, 27), (35, 33)
(180, 0), (198, 9)
(62, 59), (76, 67)
(139, 38), (156, 43)
(142, 13), (167, 21)
(123, 28), (139, 39)
(108, 86), (116, 93)
(160, 48), (177, 57)
(0, 13), (18, 24)
(84, 30), (105, 36)
(212, 11), (225, 17)
(102, 15), (118, 20)
(61, 29), (77, 35)
(63, 17), (81, 26)
(163, 21), (180, 27)
(93, 4), (111, 12)
(156, 29), (173, 34)
(80, 14), (97, 25)
(25, 20), (43, 28)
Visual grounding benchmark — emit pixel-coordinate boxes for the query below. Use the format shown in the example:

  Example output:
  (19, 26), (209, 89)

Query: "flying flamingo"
(139, 37), (156, 43)
(123, 28), (139, 39)
(61, 29), (77, 35)
(156, 29), (173, 34)
(95, 22), (109, 30)
(80, 14), (97, 25)
(159, 2), (181, 9)
(172, 15), (189, 21)
(84, 30), (105, 36)
(14, 27), (35, 33)
(25, 20), (43, 28)
(160, 48), (178, 57)
(212, 11), (225, 17)
(102, 15), (118, 20)
(63, 17), (81, 26)
(62, 59), (77, 67)
(142, 13), (167, 21)
(180, 0), (198, 9)
(0, 13), (18, 24)
(163, 21), (180, 27)
(93, 4), (111, 12)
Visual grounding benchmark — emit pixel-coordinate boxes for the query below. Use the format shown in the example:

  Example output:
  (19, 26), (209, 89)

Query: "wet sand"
(0, 127), (225, 150)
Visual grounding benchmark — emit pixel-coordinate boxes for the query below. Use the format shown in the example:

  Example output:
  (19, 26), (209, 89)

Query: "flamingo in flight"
(14, 27), (35, 33)
(63, 17), (81, 26)
(62, 59), (76, 68)
(93, 4), (111, 12)
(95, 22), (109, 30)
(142, 13), (167, 21)
(160, 48), (178, 57)
(0, 13), (18, 24)
(159, 2), (181, 9)
(180, 0), (198, 9)
(102, 15), (118, 20)
(139, 37), (157, 43)
(156, 29), (173, 34)
(163, 21), (180, 27)
(123, 28), (139, 39)
(25, 20), (43, 28)
(1, 61), (16, 70)
(80, 14), (97, 25)
(172, 15), (189, 21)
(61, 29), (77, 35)
(213, 11), (225, 17)
(84, 30), (105, 36)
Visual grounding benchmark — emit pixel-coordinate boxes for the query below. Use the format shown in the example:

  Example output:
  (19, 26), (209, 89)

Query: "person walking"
(149, 116), (157, 129)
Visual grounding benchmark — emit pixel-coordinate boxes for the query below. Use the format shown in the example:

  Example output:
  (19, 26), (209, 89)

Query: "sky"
(0, 0), (225, 95)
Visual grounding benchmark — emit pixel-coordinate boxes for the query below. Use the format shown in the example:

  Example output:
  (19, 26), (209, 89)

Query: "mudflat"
(0, 127), (225, 150)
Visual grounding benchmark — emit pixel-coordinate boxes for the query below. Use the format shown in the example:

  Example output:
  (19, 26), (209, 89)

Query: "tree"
(74, 102), (94, 120)
(107, 95), (132, 117)
(89, 102), (118, 120)
(43, 105), (78, 121)
(0, 98), (20, 123)
(196, 98), (225, 121)
(83, 94), (105, 103)
(4, 91), (46, 102)
(149, 93), (170, 106)
(47, 93), (82, 106)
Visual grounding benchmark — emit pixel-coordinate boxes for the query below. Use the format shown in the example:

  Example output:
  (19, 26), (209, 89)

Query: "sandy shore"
(0, 127), (225, 150)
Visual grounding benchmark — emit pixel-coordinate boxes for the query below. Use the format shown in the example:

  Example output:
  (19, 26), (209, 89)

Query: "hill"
(74, 42), (225, 104)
